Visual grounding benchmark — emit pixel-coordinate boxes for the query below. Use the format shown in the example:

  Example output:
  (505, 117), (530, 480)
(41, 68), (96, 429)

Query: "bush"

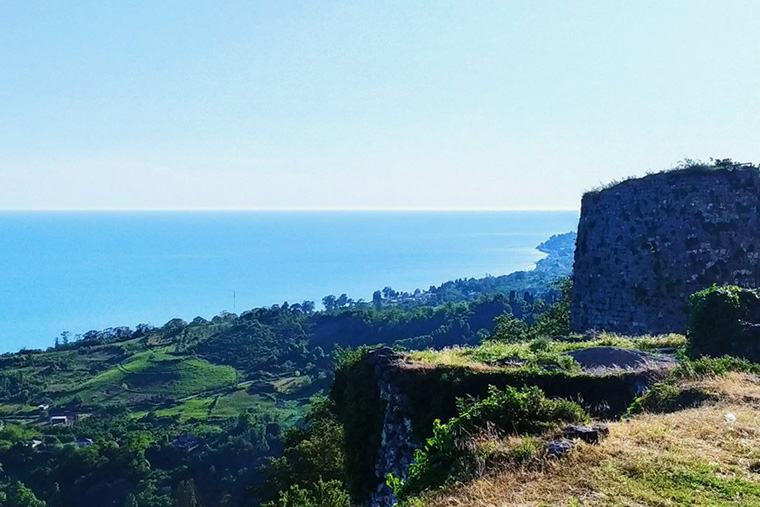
(262, 479), (350, 507)
(686, 284), (760, 361)
(528, 337), (552, 353)
(687, 285), (745, 358)
(391, 385), (586, 498)
(626, 383), (710, 416)
(524, 351), (581, 372)
(626, 355), (760, 417)
(451, 385), (587, 436)
(672, 356), (760, 380)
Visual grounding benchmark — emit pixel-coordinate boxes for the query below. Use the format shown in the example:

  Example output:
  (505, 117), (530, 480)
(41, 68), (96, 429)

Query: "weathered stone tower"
(571, 165), (760, 335)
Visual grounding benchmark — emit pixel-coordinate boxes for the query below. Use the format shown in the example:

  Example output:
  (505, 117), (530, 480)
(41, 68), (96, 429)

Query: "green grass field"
(146, 388), (308, 424)
(271, 375), (313, 395)
(65, 351), (239, 405)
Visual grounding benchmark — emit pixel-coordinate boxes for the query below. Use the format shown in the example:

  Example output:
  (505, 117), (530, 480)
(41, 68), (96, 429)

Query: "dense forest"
(0, 233), (574, 507)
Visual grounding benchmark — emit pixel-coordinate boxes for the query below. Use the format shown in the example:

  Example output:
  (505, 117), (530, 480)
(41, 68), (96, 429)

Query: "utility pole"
(233, 290), (236, 313)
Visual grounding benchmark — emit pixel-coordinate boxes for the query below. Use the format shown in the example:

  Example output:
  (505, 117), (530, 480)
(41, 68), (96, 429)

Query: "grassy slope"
(0, 329), (315, 428)
(416, 373), (760, 507)
(62, 350), (239, 404)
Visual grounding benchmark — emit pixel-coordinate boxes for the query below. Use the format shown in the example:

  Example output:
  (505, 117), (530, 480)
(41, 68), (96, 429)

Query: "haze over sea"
(0, 211), (578, 353)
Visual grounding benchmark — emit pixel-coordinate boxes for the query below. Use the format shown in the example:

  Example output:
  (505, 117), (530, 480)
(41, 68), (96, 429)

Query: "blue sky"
(1, 1), (758, 210)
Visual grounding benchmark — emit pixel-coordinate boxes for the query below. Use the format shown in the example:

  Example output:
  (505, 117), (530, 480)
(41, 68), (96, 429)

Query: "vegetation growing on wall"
(329, 347), (387, 500)
(389, 385), (586, 499)
(413, 373), (760, 507)
(687, 284), (755, 358)
(584, 158), (756, 197)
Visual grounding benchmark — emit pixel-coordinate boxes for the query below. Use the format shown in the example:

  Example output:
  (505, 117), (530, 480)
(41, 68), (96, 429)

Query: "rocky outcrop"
(365, 348), (419, 507)
(572, 165), (760, 335)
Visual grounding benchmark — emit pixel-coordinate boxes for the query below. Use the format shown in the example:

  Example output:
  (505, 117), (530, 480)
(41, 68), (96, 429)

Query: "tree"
(382, 287), (397, 299)
(134, 481), (172, 507)
(531, 277), (572, 338)
(4, 482), (46, 507)
(264, 406), (346, 497)
(262, 479), (350, 507)
(322, 295), (337, 312)
(491, 278), (572, 342)
(490, 314), (531, 342)
(60, 331), (70, 346)
(712, 157), (735, 168)
(173, 480), (202, 507)
(135, 323), (155, 336)
(372, 291), (382, 310)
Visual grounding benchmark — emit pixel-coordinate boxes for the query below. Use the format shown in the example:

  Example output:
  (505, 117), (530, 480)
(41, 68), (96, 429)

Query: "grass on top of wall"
(408, 333), (685, 371)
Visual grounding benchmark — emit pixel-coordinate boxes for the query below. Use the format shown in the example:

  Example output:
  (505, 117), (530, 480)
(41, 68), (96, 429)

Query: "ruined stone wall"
(365, 348), (419, 507)
(571, 166), (760, 335)
(359, 348), (665, 506)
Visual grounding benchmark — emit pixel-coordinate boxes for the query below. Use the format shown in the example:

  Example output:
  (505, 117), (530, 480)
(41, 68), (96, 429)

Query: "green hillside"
(0, 237), (575, 507)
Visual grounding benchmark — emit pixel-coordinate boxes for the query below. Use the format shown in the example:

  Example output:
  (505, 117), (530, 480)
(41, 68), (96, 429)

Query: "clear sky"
(1, 1), (758, 210)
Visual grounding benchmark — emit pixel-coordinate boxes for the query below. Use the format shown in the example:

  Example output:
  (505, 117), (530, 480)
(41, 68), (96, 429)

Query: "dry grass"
(415, 374), (760, 507)
(406, 347), (501, 371)
(406, 334), (685, 372)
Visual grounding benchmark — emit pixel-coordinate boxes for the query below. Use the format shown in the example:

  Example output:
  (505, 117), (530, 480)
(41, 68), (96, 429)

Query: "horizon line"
(0, 206), (580, 212)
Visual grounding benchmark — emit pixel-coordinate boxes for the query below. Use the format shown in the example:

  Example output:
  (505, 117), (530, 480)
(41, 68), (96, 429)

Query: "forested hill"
(0, 232), (574, 507)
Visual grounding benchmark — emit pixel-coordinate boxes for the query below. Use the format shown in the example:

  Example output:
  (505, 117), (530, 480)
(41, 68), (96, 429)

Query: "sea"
(0, 211), (579, 353)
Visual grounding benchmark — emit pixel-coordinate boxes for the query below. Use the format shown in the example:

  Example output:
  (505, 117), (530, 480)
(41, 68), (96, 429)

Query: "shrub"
(452, 385), (587, 436)
(391, 385), (586, 498)
(524, 352), (582, 372)
(529, 337), (552, 353)
(626, 355), (760, 417)
(671, 356), (760, 380)
(687, 285), (744, 358)
(626, 383), (710, 416)
(262, 479), (350, 507)
(509, 436), (539, 464)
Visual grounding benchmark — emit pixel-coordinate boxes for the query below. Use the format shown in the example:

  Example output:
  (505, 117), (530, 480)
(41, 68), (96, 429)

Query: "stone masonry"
(571, 165), (760, 335)
(365, 347), (419, 507)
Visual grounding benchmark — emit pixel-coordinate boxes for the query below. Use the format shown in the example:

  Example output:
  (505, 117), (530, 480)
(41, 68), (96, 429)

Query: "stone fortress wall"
(571, 165), (760, 335)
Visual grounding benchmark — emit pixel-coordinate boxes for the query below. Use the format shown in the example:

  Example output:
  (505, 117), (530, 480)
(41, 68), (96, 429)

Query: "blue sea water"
(0, 211), (578, 353)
